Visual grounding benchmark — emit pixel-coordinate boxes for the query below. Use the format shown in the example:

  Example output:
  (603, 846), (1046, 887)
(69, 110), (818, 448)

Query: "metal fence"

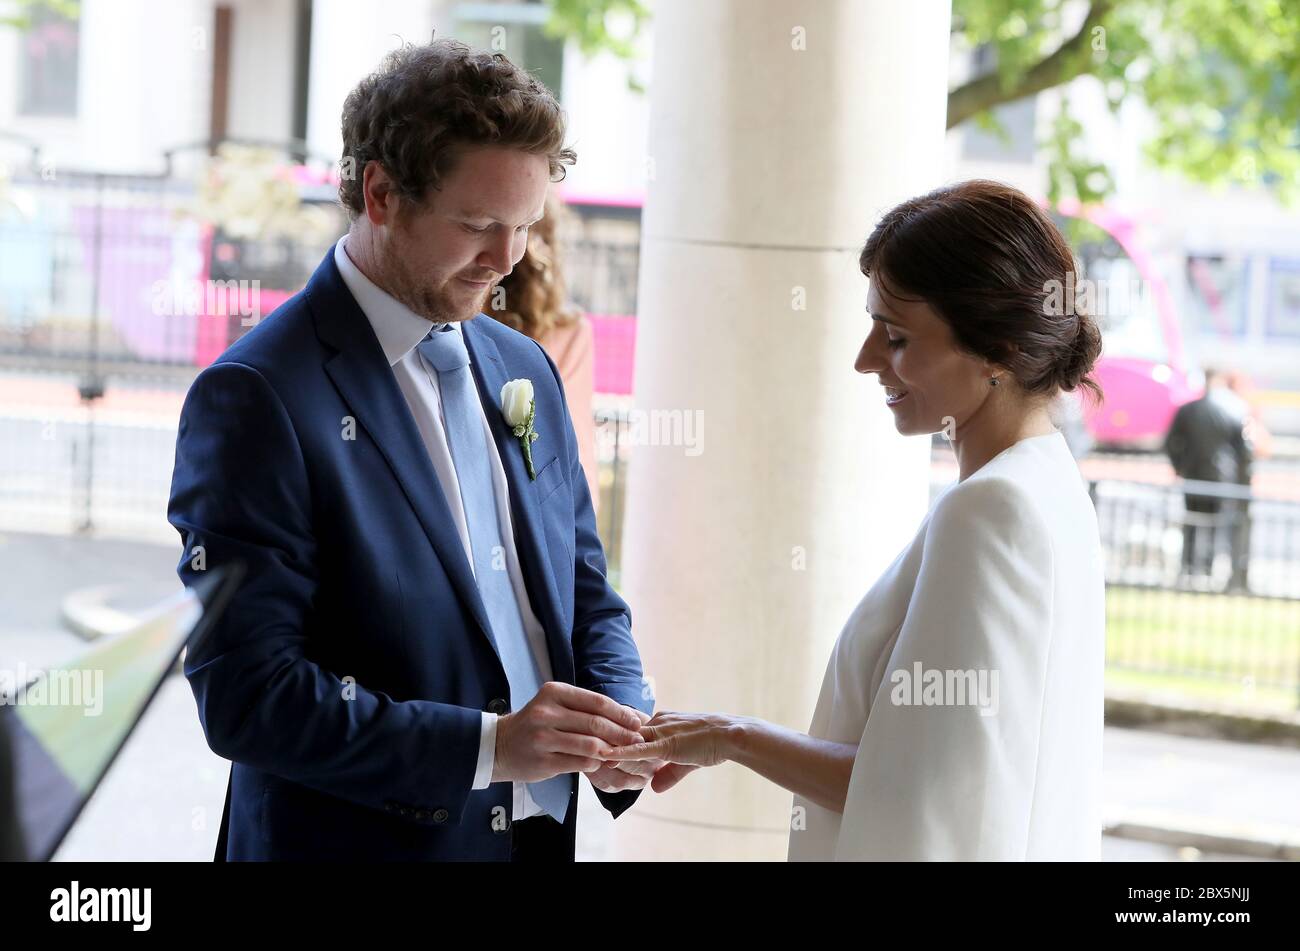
(0, 155), (338, 540)
(0, 153), (641, 555)
(1091, 477), (1300, 709)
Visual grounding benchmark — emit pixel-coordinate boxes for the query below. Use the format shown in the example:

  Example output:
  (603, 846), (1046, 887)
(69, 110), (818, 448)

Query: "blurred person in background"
(1224, 368), (1268, 592)
(487, 191), (600, 513)
(1164, 365), (1254, 591)
(1226, 369), (1273, 461)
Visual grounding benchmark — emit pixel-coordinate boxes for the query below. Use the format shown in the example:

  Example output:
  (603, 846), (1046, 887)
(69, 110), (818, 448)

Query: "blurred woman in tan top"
(488, 191), (601, 512)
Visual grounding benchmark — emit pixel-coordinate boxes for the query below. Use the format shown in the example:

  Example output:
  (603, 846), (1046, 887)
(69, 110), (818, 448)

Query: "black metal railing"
(0, 154), (640, 550)
(1091, 477), (1300, 709)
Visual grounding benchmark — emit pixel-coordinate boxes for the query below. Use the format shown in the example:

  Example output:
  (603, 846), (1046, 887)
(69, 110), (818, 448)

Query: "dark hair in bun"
(860, 179), (1104, 408)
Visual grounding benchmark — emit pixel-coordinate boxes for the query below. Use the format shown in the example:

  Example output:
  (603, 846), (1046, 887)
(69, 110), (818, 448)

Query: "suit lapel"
(462, 319), (573, 681)
(307, 250), (498, 659)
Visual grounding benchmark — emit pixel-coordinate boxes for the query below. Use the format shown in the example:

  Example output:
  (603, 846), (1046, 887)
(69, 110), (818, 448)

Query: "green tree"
(550, 0), (1300, 206)
(546, 0), (650, 61)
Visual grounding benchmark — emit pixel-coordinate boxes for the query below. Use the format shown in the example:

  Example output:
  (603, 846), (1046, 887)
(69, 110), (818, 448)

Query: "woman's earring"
(989, 376), (1000, 387)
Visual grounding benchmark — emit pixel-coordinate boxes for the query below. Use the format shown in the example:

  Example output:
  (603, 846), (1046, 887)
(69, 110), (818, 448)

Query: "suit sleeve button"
(487, 698), (508, 714)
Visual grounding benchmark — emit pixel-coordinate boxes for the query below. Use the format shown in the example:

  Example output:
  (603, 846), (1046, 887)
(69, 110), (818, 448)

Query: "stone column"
(613, 0), (952, 860)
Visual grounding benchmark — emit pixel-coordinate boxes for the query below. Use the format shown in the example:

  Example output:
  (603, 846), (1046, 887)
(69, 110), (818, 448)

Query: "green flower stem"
(519, 401), (538, 479)
(520, 432), (536, 479)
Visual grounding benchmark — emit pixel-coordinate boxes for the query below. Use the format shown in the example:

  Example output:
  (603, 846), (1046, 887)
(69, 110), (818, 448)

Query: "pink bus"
(566, 191), (1199, 450)
(1051, 199), (1199, 449)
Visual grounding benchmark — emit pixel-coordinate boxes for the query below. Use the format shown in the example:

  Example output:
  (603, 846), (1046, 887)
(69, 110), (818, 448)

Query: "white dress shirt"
(334, 235), (551, 821)
(788, 431), (1106, 860)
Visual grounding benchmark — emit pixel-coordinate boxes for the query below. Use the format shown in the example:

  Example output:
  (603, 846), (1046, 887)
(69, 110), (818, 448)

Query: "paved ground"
(51, 665), (1294, 862)
(2, 529), (1295, 862)
(1104, 727), (1300, 833)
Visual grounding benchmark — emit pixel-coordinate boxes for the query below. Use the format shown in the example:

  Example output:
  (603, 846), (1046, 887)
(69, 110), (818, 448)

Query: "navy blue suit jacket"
(168, 246), (651, 860)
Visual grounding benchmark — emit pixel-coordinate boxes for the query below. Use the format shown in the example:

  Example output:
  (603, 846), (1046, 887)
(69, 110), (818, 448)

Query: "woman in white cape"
(604, 180), (1107, 861)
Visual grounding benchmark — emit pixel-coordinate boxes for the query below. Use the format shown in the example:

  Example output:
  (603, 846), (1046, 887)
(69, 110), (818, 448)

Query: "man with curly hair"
(169, 40), (655, 861)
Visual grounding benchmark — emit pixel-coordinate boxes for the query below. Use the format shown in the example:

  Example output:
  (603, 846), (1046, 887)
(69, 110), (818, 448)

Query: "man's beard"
(383, 255), (488, 323)
(379, 229), (490, 323)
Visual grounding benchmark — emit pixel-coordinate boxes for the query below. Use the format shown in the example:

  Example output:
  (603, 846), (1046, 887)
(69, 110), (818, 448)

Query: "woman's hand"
(608, 710), (859, 810)
(601, 711), (746, 793)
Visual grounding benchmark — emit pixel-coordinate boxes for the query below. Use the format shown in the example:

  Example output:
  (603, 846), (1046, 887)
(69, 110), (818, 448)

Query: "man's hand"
(587, 706), (667, 793)
(598, 711), (736, 793)
(492, 683), (646, 784)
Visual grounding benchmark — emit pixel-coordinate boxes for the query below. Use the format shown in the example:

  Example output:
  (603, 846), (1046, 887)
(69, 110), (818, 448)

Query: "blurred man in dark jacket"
(1164, 366), (1254, 591)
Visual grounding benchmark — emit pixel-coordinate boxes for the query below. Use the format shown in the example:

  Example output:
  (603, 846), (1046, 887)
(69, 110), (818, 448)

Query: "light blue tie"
(417, 325), (570, 823)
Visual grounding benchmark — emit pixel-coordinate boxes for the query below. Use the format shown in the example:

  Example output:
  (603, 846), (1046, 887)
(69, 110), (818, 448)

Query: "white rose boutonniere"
(500, 378), (540, 479)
